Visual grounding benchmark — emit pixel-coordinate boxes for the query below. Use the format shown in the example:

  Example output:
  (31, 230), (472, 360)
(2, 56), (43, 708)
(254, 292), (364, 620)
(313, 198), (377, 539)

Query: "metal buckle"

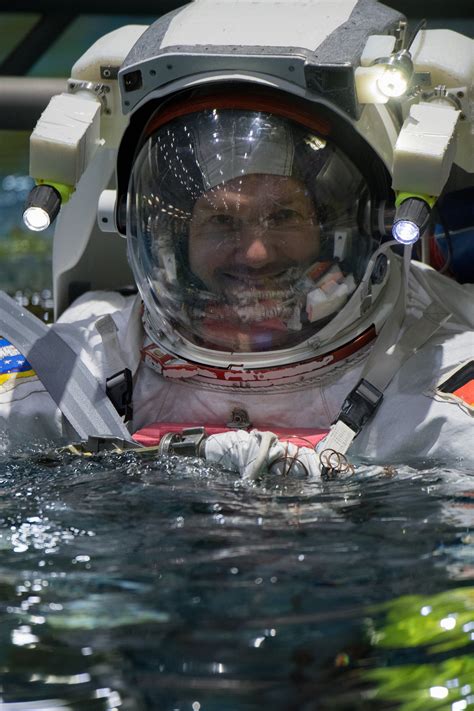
(338, 378), (383, 434)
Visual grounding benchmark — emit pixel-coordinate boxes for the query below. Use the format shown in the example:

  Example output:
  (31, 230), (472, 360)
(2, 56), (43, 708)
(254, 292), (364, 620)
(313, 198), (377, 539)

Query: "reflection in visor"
(127, 108), (374, 353)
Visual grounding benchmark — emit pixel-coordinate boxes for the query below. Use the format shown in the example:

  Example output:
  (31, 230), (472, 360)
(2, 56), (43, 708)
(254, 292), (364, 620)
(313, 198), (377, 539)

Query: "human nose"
(235, 223), (276, 267)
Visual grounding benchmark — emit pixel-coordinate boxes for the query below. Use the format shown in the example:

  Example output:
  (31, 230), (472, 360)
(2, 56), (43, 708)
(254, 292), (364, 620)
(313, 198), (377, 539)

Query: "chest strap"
(320, 251), (452, 474)
(0, 291), (134, 443)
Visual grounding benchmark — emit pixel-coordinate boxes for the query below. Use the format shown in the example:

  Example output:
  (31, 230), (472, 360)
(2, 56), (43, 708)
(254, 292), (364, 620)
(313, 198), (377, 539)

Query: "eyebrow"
(196, 188), (308, 213)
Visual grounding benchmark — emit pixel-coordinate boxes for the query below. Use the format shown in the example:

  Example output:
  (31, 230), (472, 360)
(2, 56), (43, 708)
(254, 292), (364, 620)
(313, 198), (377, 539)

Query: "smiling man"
(3, 0), (474, 477)
(188, 173), (321, 351)
(131, 105), (365, 359)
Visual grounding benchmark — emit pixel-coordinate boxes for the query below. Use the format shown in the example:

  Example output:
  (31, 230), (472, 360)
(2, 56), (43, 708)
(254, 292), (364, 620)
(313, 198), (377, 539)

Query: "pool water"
(0, 450), (473, 710)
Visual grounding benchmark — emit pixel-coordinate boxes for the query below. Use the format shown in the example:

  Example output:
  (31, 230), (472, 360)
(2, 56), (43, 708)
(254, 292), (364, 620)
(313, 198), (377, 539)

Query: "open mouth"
(220, 268), (296, 290)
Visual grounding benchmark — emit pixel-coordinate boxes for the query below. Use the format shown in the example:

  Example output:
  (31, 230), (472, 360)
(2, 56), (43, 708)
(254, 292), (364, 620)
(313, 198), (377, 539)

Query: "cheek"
(283, 227), (320, 261)
(188, 237), (201, 274)
(189, 237), (223, 284)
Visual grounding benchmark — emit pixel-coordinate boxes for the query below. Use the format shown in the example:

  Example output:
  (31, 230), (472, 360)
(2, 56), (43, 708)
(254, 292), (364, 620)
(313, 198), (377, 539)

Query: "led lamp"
(372, 50), (414, 99)
(392, 197), (431, 245)
(377, 67), (409, 98)
(23, 206), (51, 232)
(392, 219), (419, 244)
(23, 184), (61, 232)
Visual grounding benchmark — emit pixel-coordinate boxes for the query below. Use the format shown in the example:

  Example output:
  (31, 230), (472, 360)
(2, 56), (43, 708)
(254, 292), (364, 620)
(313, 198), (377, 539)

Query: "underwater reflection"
(364, 586), (474, 710)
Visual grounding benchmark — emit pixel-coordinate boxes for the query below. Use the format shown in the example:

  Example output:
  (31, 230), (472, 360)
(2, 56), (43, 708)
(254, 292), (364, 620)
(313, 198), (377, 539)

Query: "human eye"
(266, 208), (304, 228)
(209, 213), (237, 227)
(204, 213), (240, 234)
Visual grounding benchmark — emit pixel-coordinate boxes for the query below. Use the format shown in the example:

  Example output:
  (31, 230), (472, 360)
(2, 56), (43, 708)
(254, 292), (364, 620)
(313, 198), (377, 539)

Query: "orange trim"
(454, 380), (474, 407)
(145, 89), (331, 138)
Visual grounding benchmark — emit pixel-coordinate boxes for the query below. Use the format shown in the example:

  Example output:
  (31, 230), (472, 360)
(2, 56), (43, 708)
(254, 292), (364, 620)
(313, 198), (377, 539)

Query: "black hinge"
(106, 368), (133, 422)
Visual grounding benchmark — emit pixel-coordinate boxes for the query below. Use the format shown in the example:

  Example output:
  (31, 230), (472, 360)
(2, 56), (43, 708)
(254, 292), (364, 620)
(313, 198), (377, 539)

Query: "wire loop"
(270, 440), (309, 478)
(319, 448), (354, 478)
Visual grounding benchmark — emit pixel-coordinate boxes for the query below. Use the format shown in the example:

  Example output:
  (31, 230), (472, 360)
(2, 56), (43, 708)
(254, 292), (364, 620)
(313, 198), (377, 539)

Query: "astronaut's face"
(189, 173), (320, 300)
(129, 107), (374, 354)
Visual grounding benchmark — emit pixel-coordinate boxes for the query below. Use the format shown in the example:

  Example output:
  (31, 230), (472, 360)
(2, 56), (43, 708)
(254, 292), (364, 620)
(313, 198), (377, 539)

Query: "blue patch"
(0, 336), (35, 384)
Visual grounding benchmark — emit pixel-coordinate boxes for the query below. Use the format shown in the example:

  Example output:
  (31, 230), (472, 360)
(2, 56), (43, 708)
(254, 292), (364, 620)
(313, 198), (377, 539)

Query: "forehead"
(193, 173), (312, 212)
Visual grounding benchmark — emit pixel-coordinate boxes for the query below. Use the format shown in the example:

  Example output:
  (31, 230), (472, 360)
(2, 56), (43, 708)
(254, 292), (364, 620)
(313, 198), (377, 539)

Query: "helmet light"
(23, 206), (52, 232)
(372, 50), (414, 99)
(377, 67), (409, 98)
(392, 196), (432, 245)
(392, 219), (420, 244)
(23, 184), (61, 232)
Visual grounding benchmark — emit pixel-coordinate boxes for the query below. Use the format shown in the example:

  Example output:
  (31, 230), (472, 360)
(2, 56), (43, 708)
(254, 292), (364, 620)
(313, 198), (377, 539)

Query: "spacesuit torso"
(1, 262), (472, 465)
(6, 0), (474, 473)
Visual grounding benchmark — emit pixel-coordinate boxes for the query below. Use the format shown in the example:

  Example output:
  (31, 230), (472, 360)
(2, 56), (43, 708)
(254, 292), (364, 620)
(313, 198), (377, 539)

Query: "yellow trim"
(395, 191), (437, 208)
(0, 369), (36, 385)
(35, 180), (75, 204)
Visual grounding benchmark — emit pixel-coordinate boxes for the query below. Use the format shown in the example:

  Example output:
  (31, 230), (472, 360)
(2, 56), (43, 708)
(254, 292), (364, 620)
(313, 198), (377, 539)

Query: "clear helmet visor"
(127, 107), (376, 353)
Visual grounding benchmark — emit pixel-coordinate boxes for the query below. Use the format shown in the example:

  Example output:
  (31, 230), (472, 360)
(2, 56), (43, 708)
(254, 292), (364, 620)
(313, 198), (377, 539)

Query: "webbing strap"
(363, 300), (451, 394)
(0, 291), (134, 442)
(359, 249), (451, 394)
(320, 250), (452, 467)
(95, 314), (127, 376)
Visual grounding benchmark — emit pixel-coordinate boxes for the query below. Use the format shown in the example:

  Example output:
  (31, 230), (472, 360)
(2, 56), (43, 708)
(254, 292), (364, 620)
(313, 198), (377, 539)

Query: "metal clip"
(158, 427), (207, 458)
(67, 79), (111, 112)
(226, 408), (252, 429)
(423, 84), (464, 111)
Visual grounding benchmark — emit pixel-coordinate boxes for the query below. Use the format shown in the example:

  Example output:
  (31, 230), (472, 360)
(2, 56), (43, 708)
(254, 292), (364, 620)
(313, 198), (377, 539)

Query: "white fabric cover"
(204, 429), (322, 479)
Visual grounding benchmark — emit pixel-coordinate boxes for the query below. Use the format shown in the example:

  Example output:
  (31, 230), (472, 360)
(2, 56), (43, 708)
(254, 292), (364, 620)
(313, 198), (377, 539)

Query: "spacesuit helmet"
(126, 86), (392, 361)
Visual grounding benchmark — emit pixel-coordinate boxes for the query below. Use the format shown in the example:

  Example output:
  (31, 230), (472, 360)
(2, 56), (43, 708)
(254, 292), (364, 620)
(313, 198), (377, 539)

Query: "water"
(0, 450), (473, 711)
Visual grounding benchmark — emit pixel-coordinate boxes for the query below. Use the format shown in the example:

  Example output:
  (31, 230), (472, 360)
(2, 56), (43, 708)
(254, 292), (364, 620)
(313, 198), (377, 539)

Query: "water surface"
(0, 449), (473, 710)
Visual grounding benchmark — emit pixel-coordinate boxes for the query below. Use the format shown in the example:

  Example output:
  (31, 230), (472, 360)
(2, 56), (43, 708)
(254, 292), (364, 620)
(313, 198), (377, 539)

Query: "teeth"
(189, 289), (301, 324)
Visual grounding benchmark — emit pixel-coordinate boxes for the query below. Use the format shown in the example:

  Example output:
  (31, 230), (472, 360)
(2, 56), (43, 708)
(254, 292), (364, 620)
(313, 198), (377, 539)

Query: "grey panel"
(305, 0), (405, 118)
(119, 0), (406, 119)
(314, 0), (404, 64)
(120, 50), (310, 113)
(121, 6), (187, 69)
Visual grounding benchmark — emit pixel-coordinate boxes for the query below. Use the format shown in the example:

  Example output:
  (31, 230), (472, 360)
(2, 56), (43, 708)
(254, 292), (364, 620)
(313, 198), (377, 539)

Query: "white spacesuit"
(1, 0), (473, 476)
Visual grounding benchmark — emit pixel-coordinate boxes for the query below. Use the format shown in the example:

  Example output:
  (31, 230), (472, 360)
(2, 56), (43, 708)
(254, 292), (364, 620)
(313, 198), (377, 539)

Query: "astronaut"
(1, 0), (474, 476)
